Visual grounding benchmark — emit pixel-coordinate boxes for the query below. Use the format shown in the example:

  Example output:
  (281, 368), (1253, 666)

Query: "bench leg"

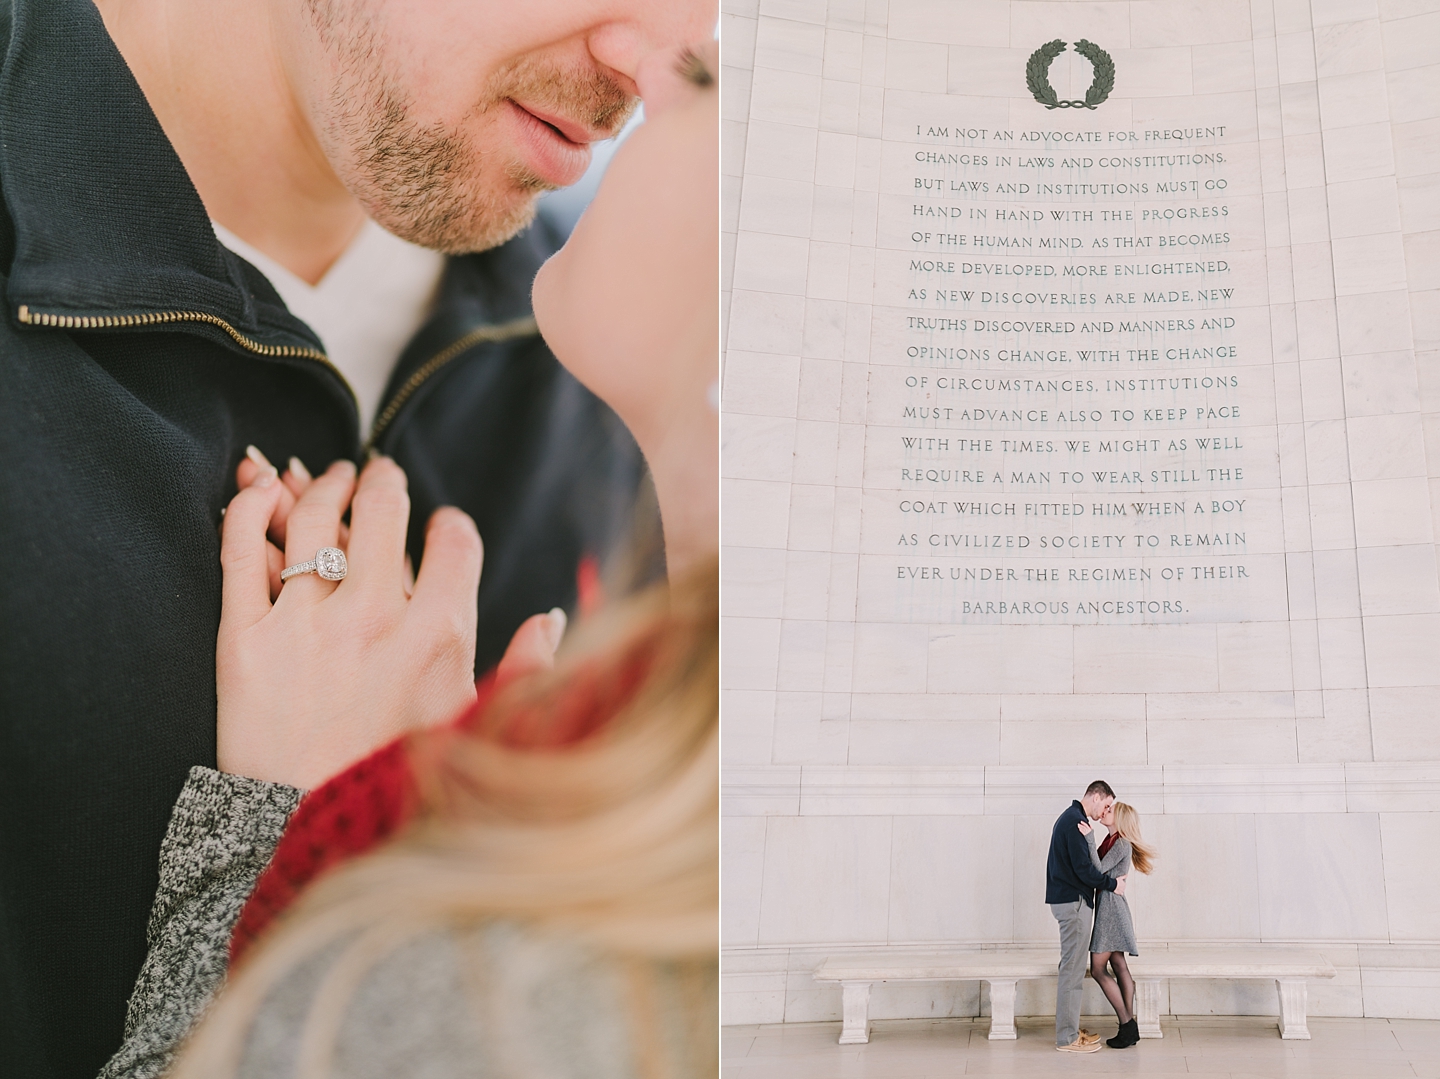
(1135, 979), (1164, 1039)
(838, 981), (872, 1044)
(986, 980), (1018, 1040)
(1276, 978), (1310, 1040)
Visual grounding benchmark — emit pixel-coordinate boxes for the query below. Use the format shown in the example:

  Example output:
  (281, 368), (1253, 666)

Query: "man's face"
(1083, 792), (1114, 820)
(279, 0), (715, 253)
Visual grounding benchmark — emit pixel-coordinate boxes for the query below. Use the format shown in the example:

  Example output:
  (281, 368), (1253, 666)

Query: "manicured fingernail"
(251, 466), (278, 488)
(246, 444), (273, 470)
(329, 458), (357, 477)
(546, 607), (567, 651)
(288, 456), (311, 482)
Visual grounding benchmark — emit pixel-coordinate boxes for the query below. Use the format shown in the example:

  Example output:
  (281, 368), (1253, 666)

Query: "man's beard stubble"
(322, 36), (636, 254)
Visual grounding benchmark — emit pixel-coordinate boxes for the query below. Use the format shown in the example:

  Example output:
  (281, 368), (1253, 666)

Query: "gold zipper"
(17, 303), (357, 412)
(19, 304), (541, 455)
(365, 315), (538, 451)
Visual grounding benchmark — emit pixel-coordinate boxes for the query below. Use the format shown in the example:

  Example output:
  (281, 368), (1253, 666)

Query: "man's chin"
(365, 189), (543, 256)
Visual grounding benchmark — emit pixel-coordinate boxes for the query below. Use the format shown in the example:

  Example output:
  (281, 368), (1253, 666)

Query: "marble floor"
(722, 1016), (1440, 1078)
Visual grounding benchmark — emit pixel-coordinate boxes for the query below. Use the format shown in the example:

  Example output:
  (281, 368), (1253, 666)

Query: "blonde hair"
(1110, 802), (1155, 875)
(172, 560), (718, 1079)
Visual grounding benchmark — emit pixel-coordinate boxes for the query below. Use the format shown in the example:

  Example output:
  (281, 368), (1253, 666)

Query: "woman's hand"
(1077, 821), (1092, 836)
(236, 449), (566, 683)
(217, 457), (482, 789)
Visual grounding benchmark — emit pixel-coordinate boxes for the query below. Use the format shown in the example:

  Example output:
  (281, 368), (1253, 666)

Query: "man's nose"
(587, 0), (716, 83)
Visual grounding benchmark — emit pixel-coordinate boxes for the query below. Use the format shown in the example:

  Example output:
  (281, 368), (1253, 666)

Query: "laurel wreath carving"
(1025, 39), (1066, 108)
(1026, 38), (1115, 110)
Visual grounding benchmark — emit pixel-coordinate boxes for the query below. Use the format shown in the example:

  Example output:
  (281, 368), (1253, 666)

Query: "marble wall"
(722, 0), (1440, 1025)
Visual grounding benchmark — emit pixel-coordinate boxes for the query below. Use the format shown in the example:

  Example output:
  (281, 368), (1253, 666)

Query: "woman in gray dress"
(1077, 801), (1155, 1049)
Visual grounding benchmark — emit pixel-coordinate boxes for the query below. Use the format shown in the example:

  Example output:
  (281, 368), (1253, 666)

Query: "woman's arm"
(1097, 836), (1130, 875)
(96, 767), (302, 1079)
(1065, 825), (1117, 892)
(1084, 826), (1104, 873)
(98, 450), (492, 1079)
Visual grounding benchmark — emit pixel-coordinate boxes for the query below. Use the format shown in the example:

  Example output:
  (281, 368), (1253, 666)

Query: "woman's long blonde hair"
(1111, 802), (1156, 875)
(172, 560), (718, 1079)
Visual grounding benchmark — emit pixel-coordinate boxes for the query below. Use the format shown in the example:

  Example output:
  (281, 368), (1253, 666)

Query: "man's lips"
(506, 100), (596, 188)
(513, 101), (606, 146)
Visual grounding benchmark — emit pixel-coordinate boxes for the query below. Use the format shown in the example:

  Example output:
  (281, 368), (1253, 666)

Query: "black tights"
(1091, 952), (1134, 1023)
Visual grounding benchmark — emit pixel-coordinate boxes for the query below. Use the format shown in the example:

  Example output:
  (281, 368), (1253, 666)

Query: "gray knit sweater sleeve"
(1085, 829), (1131, 874)
(97, 766), (303, 1079)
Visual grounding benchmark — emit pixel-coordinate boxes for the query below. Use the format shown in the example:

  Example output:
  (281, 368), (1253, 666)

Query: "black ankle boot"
(1105, 1019), (1139, 1048)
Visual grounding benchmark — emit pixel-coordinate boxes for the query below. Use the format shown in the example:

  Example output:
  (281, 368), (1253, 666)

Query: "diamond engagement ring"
(280, 547), (348, 583)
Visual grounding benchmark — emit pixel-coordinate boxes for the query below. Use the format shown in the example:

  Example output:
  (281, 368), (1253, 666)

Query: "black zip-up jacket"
(0, 2), (653, 1076)
(1045, 800), (1120, 907)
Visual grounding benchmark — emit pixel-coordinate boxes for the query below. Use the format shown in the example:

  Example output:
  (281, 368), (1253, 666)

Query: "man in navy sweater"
(1047, 780), (1127, 1053)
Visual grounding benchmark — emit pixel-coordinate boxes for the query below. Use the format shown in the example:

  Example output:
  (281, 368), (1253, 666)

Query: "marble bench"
(812, 946), (1336, 1045)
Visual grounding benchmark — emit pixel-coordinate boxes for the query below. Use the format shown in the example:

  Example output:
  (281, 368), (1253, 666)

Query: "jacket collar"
(0, 0), (322, 354)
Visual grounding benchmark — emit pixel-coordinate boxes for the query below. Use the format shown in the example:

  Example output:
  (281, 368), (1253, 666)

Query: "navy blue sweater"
(1045, 800), (1119, 906)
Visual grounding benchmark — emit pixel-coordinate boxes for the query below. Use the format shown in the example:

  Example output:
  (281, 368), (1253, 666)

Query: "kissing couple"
(1046, 780), (1158, 1053)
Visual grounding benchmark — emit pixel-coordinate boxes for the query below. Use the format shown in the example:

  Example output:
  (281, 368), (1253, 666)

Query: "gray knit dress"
(1085, 830), (1137, 956)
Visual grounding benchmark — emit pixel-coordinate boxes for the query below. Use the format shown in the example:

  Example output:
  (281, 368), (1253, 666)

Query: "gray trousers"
(1050, 900), (1093, 1046)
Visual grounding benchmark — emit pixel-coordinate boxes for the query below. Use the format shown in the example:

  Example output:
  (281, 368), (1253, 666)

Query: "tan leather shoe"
(1056, 1037), (1102, 1053)
(1078, 1029), (1101, 1044)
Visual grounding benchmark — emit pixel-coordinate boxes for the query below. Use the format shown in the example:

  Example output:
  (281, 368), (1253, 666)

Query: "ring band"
(281, 547), (348, 583)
